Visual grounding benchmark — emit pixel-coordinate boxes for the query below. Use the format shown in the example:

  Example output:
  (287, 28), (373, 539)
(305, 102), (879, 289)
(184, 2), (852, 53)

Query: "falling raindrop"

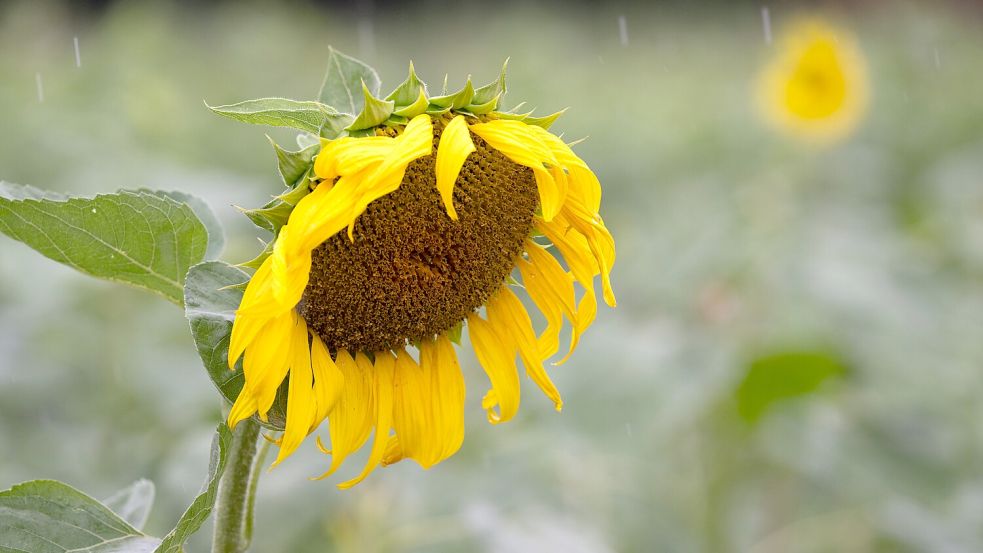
(625, 423), (633, 437)
(73, 36), (81, 68)
(35, 73), (44, 103)
(617, 15), (629, 47)
(358, 18), (375, 60)
(761, 6), (772, 45)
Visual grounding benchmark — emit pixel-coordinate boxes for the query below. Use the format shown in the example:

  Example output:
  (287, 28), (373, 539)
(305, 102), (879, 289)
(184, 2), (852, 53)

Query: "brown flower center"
(300, 123), (539, 353)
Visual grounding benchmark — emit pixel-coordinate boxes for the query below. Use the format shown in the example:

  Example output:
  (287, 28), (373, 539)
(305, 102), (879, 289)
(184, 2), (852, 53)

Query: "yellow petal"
(434, 115), (475, 220)
(527, 125), (602, 213)
(242, 311), (296, 420)
(561, 201), (616, 307)
(314, 349), (374, 480)
(272, 315), (316, 466)
(270, 224), (313, 308)
(470, 119), (566, 221)
(309, 333), (344, 433)
(518, 242), (578, 360)
(346, 114), (434, 240)
(338, 350), (396, 489)
(487, 287), (562, 411)
(227, 385), (257, 430)
(467, 313), (520, 424)
(430, 335), (466, 461)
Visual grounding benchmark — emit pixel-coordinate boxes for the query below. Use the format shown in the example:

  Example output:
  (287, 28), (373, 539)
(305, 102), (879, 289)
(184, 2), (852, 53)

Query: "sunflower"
(757, 17), (868, 143)
(218, 57), (615, 488)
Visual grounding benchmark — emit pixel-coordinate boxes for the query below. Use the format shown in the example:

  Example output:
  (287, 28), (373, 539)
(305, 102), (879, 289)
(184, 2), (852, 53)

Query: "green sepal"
(522, 109), (567, 129)
(386, 114), (410, 126)
(238, 239), (274, 270)
(346, 82), (395, 131)
(472, 58), (508, 107)
(318, 46), (382, 115)
(466, 92), (501, 115)
(347, 128), (378, 138)
(268, 136), (318, 188)
(447, 321), (464, 345)
(425, 104), (452, 116)
(240, 178), (311, 234)
(393, 88), (430, 118)
(386, 61), (427, 106)
(493, 108), (566, 129)
(206, 98), (349, 136)
(429, 77), (475, 109)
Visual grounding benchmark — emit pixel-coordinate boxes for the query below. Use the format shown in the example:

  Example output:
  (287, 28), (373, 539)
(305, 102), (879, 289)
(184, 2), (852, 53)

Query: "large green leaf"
(207, 98), (352, 137)
(0, 182), (210, 305)
(735, 349), (849, 423)
(155, 424), (232, 553)
(0, 480), (161, 552)
(184, 261), (287, 430)
(102, 479), (155, 531)
(317, 46), (381, 115)
(146, 189), (225, 260)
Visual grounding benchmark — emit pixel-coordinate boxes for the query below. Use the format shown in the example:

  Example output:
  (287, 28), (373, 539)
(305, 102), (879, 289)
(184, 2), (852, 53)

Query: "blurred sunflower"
(222, 62), (616, 488)
(757, 18), (869, 143)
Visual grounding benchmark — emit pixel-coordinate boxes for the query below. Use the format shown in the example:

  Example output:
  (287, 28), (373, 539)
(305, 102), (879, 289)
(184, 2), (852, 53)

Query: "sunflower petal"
(487, 287), (562, 411)
(346, 114), (434, 240)
(467, 313), (520, 424)
(314, 349), (374, 480)
(434, 115), (475, 220)
(338, 350), (395, 489)
(309, 333), (344, 433)
(272, 315), (316, 466)
(470, 120), (566, 221)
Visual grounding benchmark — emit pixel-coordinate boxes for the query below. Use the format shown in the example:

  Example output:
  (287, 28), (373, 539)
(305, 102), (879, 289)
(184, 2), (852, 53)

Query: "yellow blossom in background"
(757, 18), (869, 143)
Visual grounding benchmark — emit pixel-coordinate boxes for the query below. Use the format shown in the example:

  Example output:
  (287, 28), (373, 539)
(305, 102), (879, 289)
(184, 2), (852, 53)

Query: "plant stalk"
(212, 418), (261, 553)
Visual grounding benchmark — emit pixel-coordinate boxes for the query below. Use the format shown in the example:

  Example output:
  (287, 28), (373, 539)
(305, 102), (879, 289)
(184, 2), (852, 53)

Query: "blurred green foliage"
(2, 1), (983, 552)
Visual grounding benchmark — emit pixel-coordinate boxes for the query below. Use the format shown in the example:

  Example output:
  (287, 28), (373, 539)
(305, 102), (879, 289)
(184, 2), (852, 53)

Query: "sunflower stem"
(212, 418), (261, 553)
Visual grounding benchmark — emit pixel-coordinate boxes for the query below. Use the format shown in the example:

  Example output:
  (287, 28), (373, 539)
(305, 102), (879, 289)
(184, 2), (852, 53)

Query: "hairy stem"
(212, 418), (261, 553)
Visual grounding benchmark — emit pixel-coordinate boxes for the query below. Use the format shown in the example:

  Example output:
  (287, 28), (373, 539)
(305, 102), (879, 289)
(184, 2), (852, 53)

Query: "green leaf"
(386, 61), (427, 106)
(0, 182), (209, 305)
(318, 46), (381, 115)
(268, 137), (319, 188)
(102, 479), (155, 531)
(523, 109), (567, 129)
(184, 261), (286, 430)
(207, 98), (351, 137)
(238, 238), (274, 270)
(346, 82), (395, 131)
(147, 189), (225, 260)
(735, 350), (849, 423)
(0, 479), (161, 552)
(430, 77), (475, 110)
(155, 424), (233, 553)
(472, 58), (508, 106)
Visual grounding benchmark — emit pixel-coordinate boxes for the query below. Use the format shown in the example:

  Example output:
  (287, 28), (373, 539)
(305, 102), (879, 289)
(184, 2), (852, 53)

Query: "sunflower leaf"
(155, 424), (233, 553)
(0, 479), (162, 552)
(318, 46), (382, 115)
(102, 479), (156, 531)
(0, 182), (212, 306)
(146, 189), (225, 260)
(735, 350), (849, 424)
(184, 261), (287, 431)
(207, 98), (350, 137)
(347, 82), (395, 131)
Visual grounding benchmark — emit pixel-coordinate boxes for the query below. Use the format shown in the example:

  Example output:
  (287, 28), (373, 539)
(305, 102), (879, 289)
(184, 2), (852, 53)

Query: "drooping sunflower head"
(757, 17), (869, 143)
(210, 49), (615, 488)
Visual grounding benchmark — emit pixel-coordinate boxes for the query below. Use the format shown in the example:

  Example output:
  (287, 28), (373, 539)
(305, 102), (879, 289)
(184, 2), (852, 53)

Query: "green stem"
(212, 418), (261, 553)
